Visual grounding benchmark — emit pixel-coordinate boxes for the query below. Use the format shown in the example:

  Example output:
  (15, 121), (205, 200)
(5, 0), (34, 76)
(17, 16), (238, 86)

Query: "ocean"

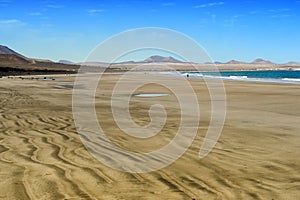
(180, 70), (300, 84)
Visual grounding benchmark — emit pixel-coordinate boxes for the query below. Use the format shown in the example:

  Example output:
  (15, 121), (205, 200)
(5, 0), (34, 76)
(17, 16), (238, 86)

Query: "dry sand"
(0, 74), (299, 200)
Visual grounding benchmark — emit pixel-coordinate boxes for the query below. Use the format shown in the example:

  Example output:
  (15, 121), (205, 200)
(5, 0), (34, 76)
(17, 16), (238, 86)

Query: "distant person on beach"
(186, 74), (189, 78)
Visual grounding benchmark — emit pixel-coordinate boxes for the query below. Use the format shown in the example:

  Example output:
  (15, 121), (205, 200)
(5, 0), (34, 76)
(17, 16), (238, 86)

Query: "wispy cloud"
(194, 1), (224, 8)
(250, 7), (292, 19)
(0, 19), (20, 24)
(162, 2), (174, 6)
(46, 4), (64, 9)
(29, 12), (42, 16)
(0, 19), (26, 26)
(270, 14), (292, 18)
(86, 9), (106, 16)
(268, 8), (291, 13)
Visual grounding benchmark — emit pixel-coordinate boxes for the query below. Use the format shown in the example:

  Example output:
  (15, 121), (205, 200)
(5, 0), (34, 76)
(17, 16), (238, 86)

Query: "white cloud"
(194, 1), (224, 8)
(162, 2), (174, 6)
(0, 19), (26, 26)
(46, 4), (64, 9)
(87, 9), (106, 15)
(265, 8), (292, 18)
(208, 2), (224, 6)
(0, 19), (20, 24)
(194, 4), (206, 8)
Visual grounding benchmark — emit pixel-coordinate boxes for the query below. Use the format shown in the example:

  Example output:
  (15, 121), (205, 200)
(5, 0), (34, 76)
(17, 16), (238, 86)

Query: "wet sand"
(0, 74), (299, 199)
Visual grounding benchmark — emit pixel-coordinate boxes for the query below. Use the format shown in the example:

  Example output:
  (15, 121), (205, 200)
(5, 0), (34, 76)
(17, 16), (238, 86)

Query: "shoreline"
(2, 69), (300, 85)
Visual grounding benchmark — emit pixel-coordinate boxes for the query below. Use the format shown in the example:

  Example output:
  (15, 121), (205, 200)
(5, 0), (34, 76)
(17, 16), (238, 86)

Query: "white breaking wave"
(177, 72), (300, 84)
(281, 78), (300, 82)
(229, 75), (248, 79)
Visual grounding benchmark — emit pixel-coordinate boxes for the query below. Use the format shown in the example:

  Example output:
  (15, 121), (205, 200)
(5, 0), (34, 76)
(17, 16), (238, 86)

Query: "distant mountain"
(251, 58), (273, 64)
(0, 53), (30, 64)
(0, 45), (28, 59)
(226, 60), (247, 64)
(0, 45), (36, 66)
(0, 45), (80, 76)
(283, 61), (300, 65)
(59, 60), (74, 64)
(214, 61), (223, 64)
(144, 55), (182, 63)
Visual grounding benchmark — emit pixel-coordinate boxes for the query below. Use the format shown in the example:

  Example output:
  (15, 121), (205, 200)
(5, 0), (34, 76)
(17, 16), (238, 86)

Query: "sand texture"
(0, 74), (299, 200)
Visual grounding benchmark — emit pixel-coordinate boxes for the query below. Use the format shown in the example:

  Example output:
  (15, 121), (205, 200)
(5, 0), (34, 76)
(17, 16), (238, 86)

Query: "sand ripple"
(0, 77), (299, 199)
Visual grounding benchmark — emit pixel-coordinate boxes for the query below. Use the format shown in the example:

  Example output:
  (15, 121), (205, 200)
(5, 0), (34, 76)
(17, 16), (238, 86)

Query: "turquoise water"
(181, 70), (300, 84)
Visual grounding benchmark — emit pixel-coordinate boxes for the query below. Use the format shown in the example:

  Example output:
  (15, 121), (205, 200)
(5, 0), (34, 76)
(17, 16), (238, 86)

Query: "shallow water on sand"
(134, 93), (169, 97)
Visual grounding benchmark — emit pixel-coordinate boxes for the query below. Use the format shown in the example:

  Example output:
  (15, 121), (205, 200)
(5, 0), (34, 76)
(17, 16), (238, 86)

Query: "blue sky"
(0, 0), (299, 63)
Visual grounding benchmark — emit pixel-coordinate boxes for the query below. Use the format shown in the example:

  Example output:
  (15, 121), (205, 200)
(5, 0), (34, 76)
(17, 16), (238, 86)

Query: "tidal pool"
(134, 93), (169, 97)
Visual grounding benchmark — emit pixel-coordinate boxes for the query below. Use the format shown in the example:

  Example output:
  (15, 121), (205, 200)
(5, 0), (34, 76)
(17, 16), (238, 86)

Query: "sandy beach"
(0, 74), (299, 200)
